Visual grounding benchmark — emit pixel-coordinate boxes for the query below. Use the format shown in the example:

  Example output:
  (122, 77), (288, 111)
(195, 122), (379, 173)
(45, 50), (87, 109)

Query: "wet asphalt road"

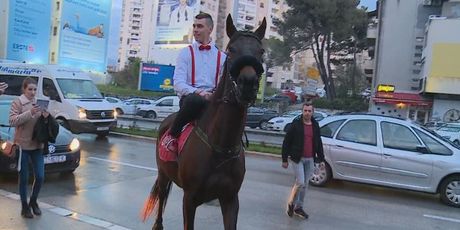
(1, 134), (459, 230)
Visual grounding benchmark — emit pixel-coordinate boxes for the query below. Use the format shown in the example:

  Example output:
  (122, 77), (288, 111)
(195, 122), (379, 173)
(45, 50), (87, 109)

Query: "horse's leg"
(183, 192), (197, 230)
(153, 171), (172, 230)
(219, 195), (239, 230)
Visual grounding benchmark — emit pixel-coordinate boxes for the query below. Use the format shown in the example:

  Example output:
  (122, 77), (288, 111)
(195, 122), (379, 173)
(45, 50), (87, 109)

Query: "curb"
(109, 132), (281, 159)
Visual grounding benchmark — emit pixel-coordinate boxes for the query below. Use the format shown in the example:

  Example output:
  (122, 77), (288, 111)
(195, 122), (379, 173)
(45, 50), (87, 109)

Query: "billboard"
(58, 0), (111, 73)
(6, 0), (52, 64)
(154, 0), (200, 45)
(425, 43), (460, 95)
(139, 63), (175, 92)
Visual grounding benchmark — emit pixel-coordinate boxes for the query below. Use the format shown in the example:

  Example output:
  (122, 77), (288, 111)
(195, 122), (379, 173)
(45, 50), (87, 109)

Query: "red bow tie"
(199, 44), (211, 51)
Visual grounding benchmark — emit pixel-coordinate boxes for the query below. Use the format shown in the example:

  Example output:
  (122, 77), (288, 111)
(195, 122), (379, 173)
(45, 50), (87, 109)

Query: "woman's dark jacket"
(32, 115), (59, 154)
(281, 116), (324, 163)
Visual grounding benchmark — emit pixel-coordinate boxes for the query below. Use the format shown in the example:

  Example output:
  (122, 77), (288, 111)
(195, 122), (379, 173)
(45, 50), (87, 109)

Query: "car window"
(143, 100), (151, 105)
(381, 122), (421, 152)
(0, 75), (39, 96)
(106, 98), (117, 103)
(414, 129), (453, 155)
(336, 120), (377, 145)
(43, 78), (59, 98)
(437, 125), (460, 132)
(320, 119), (345, 138)
(158, 99), (173, 106)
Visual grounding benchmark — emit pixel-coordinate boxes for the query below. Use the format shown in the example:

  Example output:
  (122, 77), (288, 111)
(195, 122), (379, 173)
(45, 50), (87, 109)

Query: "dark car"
(265, 94), (292, 104)
(246, 107), (279, 130)
(0, 100), (81, 174)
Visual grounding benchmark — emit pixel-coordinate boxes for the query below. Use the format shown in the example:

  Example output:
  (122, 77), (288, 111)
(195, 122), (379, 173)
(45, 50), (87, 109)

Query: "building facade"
(370, 0), (460, 124)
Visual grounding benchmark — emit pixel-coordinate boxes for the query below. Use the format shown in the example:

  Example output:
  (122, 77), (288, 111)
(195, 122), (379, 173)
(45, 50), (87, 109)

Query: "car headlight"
(1, 142), (6, 151)
(78, 107), (87, 119)
(69, 138), (80, 151)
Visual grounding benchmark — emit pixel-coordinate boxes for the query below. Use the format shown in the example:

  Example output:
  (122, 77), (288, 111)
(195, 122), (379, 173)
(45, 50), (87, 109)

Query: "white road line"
(88, 157), (158, 171)
(423, 214), (460, 223)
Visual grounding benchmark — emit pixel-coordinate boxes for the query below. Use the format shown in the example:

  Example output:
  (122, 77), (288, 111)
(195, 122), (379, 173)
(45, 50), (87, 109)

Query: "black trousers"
(169, 94), (208, 137)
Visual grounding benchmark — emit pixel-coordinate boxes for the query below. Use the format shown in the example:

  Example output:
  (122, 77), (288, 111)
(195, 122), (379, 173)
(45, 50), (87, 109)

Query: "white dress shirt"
(173, 41), (227, 97)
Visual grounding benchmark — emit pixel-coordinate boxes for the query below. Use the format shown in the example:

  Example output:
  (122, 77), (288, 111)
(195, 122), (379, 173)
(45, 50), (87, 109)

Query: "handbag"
(1, 140), (18, 158)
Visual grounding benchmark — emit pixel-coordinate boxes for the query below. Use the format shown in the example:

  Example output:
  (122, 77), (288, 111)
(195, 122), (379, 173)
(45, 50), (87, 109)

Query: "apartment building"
(117, 0), (154, 71)
(371, 0), (460, 124)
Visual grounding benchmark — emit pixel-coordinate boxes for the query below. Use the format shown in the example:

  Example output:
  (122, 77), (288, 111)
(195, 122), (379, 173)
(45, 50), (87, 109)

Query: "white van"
(0, 63), (116, 137)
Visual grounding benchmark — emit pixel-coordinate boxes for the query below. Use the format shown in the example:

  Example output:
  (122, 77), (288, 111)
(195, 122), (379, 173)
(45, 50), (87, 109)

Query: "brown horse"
(141, 14), (266, 230)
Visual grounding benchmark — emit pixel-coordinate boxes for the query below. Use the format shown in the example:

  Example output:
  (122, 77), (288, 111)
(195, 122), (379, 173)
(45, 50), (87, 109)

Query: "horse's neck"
(199, 102), (246, 149)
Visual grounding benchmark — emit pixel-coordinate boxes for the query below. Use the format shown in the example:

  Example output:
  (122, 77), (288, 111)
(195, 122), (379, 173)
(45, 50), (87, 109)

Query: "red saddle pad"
(158, 123), (194, 162)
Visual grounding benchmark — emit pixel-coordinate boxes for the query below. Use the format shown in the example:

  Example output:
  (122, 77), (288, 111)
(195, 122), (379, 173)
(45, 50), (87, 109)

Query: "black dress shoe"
(293, 208), (309, 220)
(29, 201), (42, 216)
(286, 203), (294, 217)
(21, 207), (34, 218)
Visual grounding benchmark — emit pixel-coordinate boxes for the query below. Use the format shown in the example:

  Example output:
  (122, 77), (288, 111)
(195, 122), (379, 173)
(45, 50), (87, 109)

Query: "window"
(43, 78), (59, 98)
(320, 119), (345, 138)
(260, 2), (264, 7)
(336, 120), (377, 145)
(414, 129), (452, 155)
(381, 122), (421, 151)
(0, 75), (39, 96)
(106, 98), (118, 103)
(158, 99), (173, 106)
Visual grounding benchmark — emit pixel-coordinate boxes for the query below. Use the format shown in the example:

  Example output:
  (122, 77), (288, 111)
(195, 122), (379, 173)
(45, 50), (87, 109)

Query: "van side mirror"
(416, 145), (430, 154)
(49, 91), (61, 102)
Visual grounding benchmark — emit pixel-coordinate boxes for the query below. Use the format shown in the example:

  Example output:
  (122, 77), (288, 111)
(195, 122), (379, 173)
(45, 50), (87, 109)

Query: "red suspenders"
(189, 45), (221, 87)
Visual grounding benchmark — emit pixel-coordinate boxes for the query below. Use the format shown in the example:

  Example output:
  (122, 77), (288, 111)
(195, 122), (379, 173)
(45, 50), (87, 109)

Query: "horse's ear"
(226, 14), (237, 38)
(254, 18), (267, 40)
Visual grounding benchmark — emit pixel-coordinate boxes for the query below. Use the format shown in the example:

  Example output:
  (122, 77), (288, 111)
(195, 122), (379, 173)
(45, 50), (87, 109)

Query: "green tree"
(112, 57), (142, 89)
(276, 0), (368, 99)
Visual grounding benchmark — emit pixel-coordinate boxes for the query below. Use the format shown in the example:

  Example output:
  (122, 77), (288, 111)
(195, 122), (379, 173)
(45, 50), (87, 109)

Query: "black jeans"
(170, 94), (208, 137)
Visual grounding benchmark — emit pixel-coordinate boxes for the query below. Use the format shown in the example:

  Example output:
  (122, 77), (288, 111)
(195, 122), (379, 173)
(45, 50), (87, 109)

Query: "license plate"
(97, 127), (109, 131)
(44, 155), (66, 164)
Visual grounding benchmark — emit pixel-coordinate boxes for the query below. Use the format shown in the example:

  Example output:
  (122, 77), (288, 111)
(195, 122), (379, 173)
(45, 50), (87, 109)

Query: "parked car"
(265, 94), (292, 104)
(245, 107), (278, 130)
(121, 98), (156, 115)
(434, 123), (460, 145)
(137, 96), (180, 119)
(424, 121), (446, 130)
(311, 114), (460, 207)
(267, 110), (328, 132)
(105, 97), (125, 116)
(0, 100), (81, 174)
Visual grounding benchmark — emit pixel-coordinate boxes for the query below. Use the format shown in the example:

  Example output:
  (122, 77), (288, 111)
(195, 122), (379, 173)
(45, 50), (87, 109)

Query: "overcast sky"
(106, 0), (377, 66)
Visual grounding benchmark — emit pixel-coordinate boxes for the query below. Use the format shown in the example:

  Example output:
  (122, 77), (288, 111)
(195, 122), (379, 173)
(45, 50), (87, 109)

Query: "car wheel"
(439, 175), (460, 207)
(146, 111), (157, 119)
(116, 108), (124, 115)
(56, 118), (71, 131)
(309, 162), (332, 187)
(283, 123), (292, 132)
(259, 120), (269, 130)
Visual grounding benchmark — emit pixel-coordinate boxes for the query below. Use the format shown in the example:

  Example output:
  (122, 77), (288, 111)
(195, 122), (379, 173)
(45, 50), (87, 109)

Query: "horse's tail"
(140, 178), (173, 222)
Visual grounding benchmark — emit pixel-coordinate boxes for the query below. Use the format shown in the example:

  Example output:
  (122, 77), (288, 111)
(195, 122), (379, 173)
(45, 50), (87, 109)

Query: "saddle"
(159, 123), (194, 162)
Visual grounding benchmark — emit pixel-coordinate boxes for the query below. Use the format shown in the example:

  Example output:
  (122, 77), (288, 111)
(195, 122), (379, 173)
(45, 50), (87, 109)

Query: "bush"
(313, 97), (368, 112)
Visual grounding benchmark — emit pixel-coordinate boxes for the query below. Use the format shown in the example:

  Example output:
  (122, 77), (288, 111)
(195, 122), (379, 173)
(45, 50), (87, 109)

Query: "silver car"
(310, 114), (460, 207)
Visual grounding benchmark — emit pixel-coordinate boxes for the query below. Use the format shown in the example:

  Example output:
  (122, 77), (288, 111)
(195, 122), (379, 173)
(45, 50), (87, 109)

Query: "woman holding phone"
(9, 77), (49, 218)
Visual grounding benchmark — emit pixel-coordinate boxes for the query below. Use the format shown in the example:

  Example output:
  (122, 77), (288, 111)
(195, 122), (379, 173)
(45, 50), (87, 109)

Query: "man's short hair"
(303, 101), (313, 108)
(195, 12), (213, 29)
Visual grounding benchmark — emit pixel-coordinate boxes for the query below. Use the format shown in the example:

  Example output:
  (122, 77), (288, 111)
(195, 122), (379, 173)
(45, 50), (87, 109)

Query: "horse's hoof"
(153, 223), (163, 230)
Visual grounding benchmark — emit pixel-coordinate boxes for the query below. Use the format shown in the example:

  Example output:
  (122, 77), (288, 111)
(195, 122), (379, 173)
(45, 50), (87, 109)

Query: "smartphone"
(36, 99), (49, 111)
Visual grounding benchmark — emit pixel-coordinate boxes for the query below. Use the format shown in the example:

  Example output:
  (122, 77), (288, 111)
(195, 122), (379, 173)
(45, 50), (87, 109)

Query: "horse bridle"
(221, 32), (264, 106)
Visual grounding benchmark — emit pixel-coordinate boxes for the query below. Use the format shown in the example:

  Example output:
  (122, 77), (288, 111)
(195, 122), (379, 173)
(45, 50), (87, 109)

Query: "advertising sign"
(58, 0), (111, 73)
(6, 0), (52, 64)
(304, 67), (320, 96)
(139, 63), (175, 92)
(154, 0), (200, 45)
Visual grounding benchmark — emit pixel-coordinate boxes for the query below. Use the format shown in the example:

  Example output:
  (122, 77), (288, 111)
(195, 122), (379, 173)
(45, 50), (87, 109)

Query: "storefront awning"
(372, 92), (432, 106)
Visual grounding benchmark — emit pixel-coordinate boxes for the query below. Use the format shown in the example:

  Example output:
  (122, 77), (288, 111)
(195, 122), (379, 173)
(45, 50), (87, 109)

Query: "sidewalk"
(0, 189), (129, 230)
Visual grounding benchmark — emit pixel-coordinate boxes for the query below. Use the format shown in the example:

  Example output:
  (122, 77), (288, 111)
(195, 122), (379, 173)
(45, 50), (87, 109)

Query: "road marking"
(88, 157), (158, 171)
(0, 189), (131, 230)
(423, 214), (460, 223)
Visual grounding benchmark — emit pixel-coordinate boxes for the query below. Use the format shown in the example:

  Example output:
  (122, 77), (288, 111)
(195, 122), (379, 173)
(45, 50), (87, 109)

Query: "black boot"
(29, 199), (42, 216)
(21, 202), (33, 218)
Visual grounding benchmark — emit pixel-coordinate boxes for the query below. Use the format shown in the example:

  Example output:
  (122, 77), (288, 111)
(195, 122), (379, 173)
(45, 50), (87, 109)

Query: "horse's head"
(224, 14), (266, 105)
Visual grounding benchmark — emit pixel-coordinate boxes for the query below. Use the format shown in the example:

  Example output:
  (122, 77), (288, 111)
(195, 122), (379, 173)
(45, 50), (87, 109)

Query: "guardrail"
(116, 115), (286, 146)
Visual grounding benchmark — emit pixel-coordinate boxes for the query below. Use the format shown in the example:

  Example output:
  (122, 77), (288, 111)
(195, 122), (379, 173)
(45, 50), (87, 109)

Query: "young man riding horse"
(142, 14), (266, 230)
(165, 12), (226, 152)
